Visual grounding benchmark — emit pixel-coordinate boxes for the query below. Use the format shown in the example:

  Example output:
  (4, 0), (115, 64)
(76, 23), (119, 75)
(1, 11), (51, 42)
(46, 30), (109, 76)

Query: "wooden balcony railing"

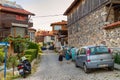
(1, 19), (33, 27)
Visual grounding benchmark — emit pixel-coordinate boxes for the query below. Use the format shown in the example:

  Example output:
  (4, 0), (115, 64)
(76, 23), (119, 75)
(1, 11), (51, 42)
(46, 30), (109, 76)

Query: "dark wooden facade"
(58, 30), (68, 45)
(64, 0), (120, 26)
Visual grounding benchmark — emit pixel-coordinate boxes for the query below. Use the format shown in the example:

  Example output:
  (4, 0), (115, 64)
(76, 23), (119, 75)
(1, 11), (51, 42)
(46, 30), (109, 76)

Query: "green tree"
(7, 56), (18, 76)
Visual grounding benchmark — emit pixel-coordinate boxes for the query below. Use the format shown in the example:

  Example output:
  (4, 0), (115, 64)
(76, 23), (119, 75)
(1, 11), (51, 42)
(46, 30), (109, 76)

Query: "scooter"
(17, 60), (31, 78)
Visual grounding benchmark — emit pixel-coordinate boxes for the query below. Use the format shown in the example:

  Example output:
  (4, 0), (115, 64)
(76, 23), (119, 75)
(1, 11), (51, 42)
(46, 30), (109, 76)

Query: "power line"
(32, 14), (64, 18)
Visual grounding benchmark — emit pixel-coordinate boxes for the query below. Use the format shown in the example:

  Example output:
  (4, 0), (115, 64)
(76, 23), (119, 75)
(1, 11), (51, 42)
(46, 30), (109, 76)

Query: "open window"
(114, 5), (120, 22)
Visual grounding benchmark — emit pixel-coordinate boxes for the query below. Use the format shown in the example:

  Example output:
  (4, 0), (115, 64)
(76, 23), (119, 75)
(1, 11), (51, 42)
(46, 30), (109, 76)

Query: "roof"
(36, 30), (54, 37)
(50, 20), (67, 26)
(0, 4), (34, 15)
(64, 0), (80, 15)
(103, 21), (120, 29)
(28, 27), (36, 32)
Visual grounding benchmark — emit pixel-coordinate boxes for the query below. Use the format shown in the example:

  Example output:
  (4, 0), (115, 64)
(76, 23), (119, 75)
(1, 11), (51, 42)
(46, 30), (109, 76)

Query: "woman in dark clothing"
(58, 49), (63, 64)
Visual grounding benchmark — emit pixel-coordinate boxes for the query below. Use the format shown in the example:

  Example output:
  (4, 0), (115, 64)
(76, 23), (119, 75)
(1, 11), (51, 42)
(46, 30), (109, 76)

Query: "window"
(90, 46), (109, 55)
(16, 15), (27, 21)
(77, 49), (81, 55)
(54, 25), (61, 30)
(114, 7), (120, 22)
(51, 36), (54, 40)
(80, 48), (86, 55)
(11, 27), (25, 37)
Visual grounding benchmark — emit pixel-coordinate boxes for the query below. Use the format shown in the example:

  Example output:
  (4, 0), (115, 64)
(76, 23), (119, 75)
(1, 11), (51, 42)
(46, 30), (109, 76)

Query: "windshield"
(90, 46), (109, 55)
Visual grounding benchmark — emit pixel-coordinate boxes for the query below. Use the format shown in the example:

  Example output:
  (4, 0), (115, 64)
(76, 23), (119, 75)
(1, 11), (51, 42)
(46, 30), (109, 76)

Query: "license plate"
(99, 64), (108, 67)
(19, 69), (23, 73)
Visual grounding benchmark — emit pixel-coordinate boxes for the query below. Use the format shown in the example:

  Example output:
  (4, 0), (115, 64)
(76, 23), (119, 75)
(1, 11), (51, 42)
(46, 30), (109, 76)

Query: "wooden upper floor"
(0, 4), (34, 28)
(0, 1), (34, 41)
(64, 0), (120, 26)
(50, 20), (67, 35)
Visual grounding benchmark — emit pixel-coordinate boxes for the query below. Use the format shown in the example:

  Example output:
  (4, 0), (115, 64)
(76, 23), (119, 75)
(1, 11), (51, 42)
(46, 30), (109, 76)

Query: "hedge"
(24, 49), (37, 62)
(114, 53), (120, 64)
(25, 55), (32, 62)
(0, 49), (4, 64)
(27, 42), (39, 58)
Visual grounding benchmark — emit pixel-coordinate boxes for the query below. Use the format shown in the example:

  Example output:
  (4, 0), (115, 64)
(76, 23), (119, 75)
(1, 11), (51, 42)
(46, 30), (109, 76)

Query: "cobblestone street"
(19, 50), (120, 80)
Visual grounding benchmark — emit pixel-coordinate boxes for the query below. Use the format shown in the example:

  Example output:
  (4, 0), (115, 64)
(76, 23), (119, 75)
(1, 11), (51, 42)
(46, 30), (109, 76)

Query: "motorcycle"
(17, 59), (31, 78)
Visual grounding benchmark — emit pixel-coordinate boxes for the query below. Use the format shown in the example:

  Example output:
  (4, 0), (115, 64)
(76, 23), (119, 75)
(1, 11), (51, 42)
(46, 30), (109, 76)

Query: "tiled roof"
(0, 4), (34, 15)
(103, 21), (120, 29)
(36, 30), (54, 36)
(50, 20), (67, 26)
(28, 27), (36, 31)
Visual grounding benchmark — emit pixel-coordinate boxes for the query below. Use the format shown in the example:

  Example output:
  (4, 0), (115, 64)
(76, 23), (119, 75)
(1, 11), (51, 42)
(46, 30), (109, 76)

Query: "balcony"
(1, 19), (31, 28)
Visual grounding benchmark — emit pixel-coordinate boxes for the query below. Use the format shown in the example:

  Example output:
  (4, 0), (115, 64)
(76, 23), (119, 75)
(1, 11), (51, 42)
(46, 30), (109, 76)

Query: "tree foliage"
(3, 35), (29, 53)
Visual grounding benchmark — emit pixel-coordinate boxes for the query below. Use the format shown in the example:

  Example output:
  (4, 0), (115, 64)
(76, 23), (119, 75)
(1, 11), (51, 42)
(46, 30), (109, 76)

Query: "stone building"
(64, 0), (120, 48)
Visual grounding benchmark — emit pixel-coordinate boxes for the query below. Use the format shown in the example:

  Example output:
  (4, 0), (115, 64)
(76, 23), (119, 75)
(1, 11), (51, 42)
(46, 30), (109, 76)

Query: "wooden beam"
(111, 1), (120, 4)
(106, 3), (113, 22)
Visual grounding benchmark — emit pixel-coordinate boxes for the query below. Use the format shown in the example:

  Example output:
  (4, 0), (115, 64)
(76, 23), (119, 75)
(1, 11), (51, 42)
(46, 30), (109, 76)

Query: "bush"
(114, 53), (120, 64)
(24, 49), (37, 62)
(0, 49), (4, 64)
(25, 55), (32, 62)
(27, 42), (40, 58)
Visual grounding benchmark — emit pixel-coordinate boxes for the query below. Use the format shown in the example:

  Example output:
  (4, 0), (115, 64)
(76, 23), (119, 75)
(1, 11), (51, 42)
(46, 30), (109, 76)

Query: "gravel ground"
(18, 50), (120, 80)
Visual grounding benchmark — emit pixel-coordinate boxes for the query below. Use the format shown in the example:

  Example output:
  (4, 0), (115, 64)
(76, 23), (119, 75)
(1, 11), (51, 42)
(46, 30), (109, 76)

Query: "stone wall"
(68, 6), (120, 48)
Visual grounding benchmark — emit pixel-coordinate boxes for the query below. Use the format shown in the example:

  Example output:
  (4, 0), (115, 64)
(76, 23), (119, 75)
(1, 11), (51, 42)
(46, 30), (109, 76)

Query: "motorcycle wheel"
(23, 74), (26, 78)
(23, 71), (26, 78)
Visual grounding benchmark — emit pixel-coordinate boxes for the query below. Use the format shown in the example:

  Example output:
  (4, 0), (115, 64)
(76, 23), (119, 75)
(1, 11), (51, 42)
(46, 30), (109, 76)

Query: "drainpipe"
(13, 27), (16, 37)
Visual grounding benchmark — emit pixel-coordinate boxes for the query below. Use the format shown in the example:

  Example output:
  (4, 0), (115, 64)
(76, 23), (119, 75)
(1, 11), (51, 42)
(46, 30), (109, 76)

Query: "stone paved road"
(18, 50), (120, 80)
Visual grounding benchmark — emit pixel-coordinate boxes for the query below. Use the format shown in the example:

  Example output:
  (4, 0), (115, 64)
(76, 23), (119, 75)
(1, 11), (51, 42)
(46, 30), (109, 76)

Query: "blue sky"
(9, 0), (74, 31)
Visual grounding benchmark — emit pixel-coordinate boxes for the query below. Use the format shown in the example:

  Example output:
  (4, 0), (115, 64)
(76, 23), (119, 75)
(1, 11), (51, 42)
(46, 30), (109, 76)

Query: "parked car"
(41, 46), (47, 50)
(49, 46), (54, 50)
(75, 45), (114, 73)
